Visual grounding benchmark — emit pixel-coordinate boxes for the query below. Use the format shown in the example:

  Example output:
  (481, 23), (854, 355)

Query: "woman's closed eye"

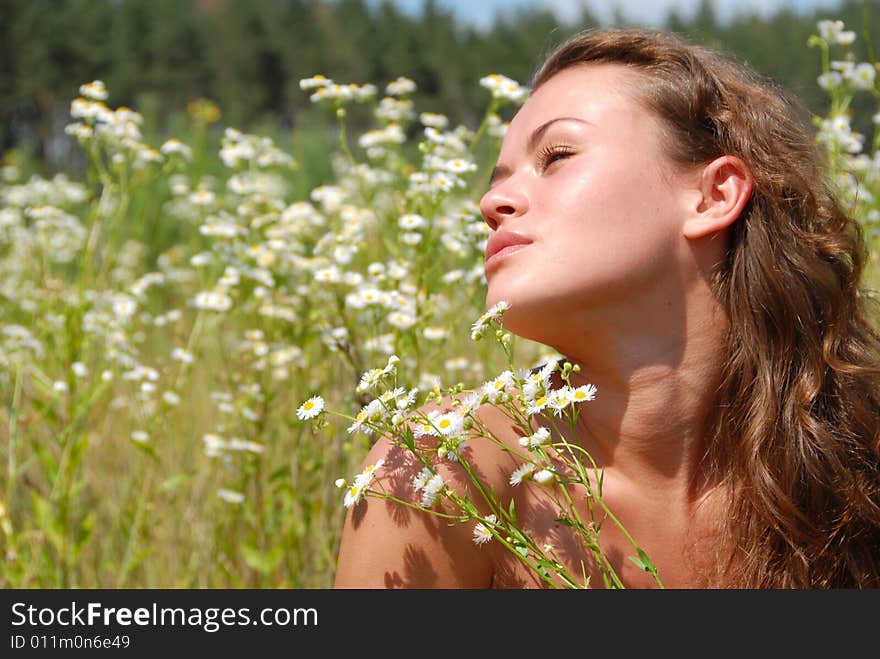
(537, 143), (576, 173)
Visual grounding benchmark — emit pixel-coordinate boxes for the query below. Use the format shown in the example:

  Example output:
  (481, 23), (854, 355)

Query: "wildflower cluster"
(65, 80), (164, 171)
(13, 63), (540, 588)
(809, 19), (880, 244)
(311, 302), (661, 588)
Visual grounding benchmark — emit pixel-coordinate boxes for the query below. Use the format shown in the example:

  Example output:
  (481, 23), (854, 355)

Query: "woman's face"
(480, 64), (698, 345)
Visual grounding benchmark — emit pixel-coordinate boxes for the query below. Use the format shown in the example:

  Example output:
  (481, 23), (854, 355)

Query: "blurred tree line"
(1, 0), (878, 170)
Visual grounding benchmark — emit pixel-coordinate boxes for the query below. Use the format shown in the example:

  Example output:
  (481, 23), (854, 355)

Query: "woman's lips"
(484, 231), (532, 275)
(484, 243), (529, 273)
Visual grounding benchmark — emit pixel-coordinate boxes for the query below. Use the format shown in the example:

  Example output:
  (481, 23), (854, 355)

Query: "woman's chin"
(489, 302), (557, 346)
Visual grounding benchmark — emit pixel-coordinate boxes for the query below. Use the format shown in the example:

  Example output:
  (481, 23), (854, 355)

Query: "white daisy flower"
(112, 294), (137, 318)
(343, 459), (385, 508)
(509, 463), (536, 486)
(420, 474), (445, 507)
(479, 74), (528, 103)
(419, 112), (449, 129)
(192, 290), (232, 312)
(519, 427), (551, 449)
(379, 387), (407, 404)
(333, 244), (356, 265)
(459, 393), (482, 415)
(188, 189), (216, 206)
(525, 394), (550, 416)
(412, 467), (433, 492)
(397, 388), (419, 410)
(442, 158), (477, 174)
(473, 514), (497, 545)
(538, 357), (560, 380)
(470, 300), (511, 340)
(429, 410), (465, 437)
(423, 326), (448, 341)
(534, 468), (556, 485)
(398, 213), (427, 230)
(171, 347), (193, 363)
(160, 138), (193, 160)
(444, 356), (469, 372)
(314, 265), (342, 284)
(356, 368), (384, 393)
(549, 386), (574, 416)
(79, 80), (108, 101)
(296, 396), (324, 420)
(481, 370), (514, 403)
(347, 398), (385, 435)
(217, 488), (245, 504)
(299, 74), (332, 90)
(385, 76), (417, 96)
(572, 384), (598, 403)
(387, 311), (416, 330)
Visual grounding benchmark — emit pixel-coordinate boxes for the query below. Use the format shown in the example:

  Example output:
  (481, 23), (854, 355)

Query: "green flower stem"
(96, 161), (132, 286)
(336, 107), (357, 167)
(367, 488), (464, 521)
(174, 309), (206, 391)
(467, 99), (499, 157)
(534, 416), (623, 587)
(863, 4), (876, 64)
(373, 485), (575, 589)
(565, 450), (663, 585)
(116, 462), (154, 586)
(6, 362), (23, 508)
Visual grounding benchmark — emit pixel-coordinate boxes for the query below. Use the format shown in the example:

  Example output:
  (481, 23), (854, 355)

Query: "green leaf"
(31, 492), (64, 557)
(242, 544), (284, 575)
(131, 439), (159, 461)
(159, 474), (188, 493)
(628, 548), (657, 573)
(73, 512), (95, 560)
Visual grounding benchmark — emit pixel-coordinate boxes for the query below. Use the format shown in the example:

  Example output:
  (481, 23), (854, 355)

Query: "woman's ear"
(682, 155), (754, 240)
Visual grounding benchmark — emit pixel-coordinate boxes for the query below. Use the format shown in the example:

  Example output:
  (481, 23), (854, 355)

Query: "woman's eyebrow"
(526, 116), (592, 152)
(489, 116), (592, 187)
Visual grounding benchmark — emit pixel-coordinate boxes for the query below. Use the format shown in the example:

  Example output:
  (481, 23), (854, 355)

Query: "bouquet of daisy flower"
(299, 301), (663, 589)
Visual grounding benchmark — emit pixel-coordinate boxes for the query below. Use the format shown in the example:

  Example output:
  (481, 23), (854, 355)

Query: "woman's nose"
(479, 181), (528, 231)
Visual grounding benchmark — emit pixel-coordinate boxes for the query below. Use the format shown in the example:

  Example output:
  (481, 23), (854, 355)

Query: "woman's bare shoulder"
(332, 395), (522, 589)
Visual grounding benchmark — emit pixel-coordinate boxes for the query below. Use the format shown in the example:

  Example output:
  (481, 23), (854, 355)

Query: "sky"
(381, 0), (855, 30)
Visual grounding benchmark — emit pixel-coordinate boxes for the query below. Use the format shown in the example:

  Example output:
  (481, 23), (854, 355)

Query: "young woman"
(333, 28), (880, 588)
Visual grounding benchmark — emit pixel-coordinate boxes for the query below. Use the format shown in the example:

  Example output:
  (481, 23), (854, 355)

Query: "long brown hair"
(532, 28), (880, 587)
